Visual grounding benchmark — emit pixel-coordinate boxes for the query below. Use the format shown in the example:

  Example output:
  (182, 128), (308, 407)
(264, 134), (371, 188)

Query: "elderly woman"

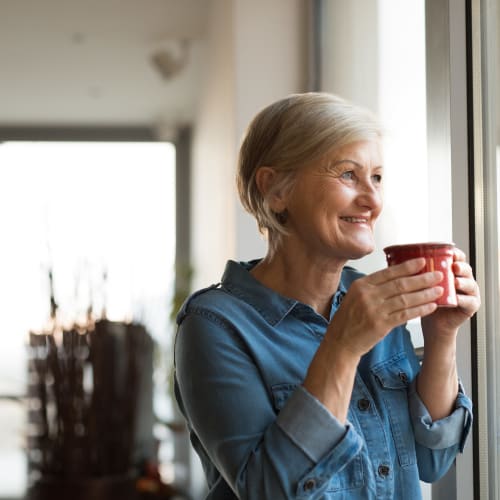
(174, 93), (479, 499)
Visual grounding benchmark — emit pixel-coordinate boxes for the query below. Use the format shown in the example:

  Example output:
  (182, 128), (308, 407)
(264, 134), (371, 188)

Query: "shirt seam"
(185, 305), (238, 333)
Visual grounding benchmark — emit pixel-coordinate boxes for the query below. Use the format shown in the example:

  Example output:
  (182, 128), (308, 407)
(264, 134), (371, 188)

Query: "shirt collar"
(221, 260), (348, 326)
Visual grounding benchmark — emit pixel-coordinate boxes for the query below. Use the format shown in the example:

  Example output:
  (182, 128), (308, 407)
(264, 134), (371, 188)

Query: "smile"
(340, 217), (368, 223)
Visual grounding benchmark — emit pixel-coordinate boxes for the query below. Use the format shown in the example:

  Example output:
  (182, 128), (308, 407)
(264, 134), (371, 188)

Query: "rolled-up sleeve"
(277, 386), (365, 497)
(277, 386), (357, 462)
(409, 379), (473, 482)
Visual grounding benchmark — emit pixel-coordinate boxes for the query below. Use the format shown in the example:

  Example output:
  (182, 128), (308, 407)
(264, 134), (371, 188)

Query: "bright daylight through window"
(0, 141), (176, 496)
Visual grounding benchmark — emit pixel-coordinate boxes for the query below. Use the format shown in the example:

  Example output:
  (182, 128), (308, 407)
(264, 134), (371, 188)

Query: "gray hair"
(236, 92), (382, 255)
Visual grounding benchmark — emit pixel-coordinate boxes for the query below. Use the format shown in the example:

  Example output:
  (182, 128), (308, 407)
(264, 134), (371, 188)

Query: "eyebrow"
(331, 159), (384, 170)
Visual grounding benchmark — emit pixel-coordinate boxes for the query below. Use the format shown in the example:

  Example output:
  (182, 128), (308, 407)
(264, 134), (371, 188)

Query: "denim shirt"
(174, 260), (472, 500)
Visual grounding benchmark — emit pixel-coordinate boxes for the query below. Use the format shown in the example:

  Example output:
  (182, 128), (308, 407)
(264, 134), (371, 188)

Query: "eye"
(340, 170), (355, 181)
(372, 173), (382, 184)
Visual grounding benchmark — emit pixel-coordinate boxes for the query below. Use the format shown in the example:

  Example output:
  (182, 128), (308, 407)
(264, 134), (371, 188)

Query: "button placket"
(352, 374), (393, 489)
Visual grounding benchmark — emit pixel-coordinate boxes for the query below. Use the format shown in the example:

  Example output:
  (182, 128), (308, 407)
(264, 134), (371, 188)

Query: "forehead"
(299, 140), (383, 174)
(326, 140), (383, 163)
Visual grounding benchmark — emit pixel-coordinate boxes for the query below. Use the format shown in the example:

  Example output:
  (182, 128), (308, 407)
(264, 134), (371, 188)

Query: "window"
(469, 0), (500, 497)
(0, 141), (176, 497)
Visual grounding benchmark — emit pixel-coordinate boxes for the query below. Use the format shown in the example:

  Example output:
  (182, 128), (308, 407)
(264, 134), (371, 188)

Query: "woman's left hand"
(421, 247), (481, 338)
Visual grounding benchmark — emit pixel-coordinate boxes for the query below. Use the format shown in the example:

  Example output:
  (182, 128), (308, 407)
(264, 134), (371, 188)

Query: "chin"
(348, 241), (375, 260)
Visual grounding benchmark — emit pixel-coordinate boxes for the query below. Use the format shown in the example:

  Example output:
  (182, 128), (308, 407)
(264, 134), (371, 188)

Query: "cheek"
(371, 189), (384, 216)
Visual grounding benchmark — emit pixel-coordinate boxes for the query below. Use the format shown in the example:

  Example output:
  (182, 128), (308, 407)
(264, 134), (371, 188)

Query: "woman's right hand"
(326, 257), (443, 358)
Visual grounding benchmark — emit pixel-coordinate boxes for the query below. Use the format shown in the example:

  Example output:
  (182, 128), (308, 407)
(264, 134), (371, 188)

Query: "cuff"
(276, 385), (349, 462)
(409, 379), (473, 451)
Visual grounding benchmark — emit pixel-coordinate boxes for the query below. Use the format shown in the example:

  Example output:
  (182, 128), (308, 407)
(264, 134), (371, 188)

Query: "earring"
(275, 209), (288, 224)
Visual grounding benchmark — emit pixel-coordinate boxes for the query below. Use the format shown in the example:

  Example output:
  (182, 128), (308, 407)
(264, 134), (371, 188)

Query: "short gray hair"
(236, 92), (382, 255)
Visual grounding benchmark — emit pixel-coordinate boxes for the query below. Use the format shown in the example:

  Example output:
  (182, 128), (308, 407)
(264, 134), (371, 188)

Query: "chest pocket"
(271, 383), (364, 494)
(371, 353), (416, 468)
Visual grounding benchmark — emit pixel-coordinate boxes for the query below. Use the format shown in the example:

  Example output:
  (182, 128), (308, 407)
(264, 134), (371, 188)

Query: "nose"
(356, 179), (382, 211)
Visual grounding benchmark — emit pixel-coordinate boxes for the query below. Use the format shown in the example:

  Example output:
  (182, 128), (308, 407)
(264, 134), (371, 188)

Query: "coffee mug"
(383, 242), (457, 307)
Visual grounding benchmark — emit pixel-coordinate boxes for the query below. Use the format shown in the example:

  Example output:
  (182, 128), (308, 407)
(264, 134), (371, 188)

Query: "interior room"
(0, 1), (498, 499)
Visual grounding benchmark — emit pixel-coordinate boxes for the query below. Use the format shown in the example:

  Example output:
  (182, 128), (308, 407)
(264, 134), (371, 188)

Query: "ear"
(254, 166), (287, 212)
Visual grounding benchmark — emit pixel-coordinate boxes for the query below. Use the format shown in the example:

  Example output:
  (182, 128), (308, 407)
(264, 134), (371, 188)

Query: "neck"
(251, 244), (346, 319)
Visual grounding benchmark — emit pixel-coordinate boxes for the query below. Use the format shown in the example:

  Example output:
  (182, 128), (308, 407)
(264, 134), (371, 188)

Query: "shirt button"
(303, 478), (316, 491)
(357, 398), (371, 411)
(378, 464), (390, 477)
(398, 371), (409, 384)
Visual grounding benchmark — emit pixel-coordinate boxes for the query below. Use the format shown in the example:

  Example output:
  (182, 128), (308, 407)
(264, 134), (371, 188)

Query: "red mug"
(383, 242), (457, 307)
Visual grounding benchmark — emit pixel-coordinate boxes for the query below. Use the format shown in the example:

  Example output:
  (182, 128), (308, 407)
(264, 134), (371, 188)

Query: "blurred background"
(0, 2), (205, 498)
(0, 1), (498, 499)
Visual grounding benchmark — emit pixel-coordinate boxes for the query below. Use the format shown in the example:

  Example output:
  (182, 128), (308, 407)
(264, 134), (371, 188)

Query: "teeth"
(341, 217), (367, 223)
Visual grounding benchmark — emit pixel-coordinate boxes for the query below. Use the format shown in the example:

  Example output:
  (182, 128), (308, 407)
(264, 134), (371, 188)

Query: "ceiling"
(0, 0), (209, 130)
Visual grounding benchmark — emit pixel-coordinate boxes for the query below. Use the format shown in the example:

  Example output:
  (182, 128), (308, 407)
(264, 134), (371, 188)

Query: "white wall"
(321, 0), (380, 113)
(191, 0), (307, 290)
(233, 0), (308, 261)
(191, 0), (237, 292)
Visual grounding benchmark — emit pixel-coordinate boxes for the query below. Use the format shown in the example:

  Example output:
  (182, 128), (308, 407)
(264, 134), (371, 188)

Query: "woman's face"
(283, 140), (383, 262)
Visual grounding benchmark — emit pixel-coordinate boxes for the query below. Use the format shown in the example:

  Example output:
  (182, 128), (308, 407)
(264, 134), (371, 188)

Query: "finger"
(376, 271), (443, 301)
(456, 293), (481, 317)
(368, 258), (427, 285)
(383, 285), (444, 312)
(387, 301), (439, 325)
(452, 260), (474, 278)
(453, 247), (467, 262)
(455, 276), (480, 297)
